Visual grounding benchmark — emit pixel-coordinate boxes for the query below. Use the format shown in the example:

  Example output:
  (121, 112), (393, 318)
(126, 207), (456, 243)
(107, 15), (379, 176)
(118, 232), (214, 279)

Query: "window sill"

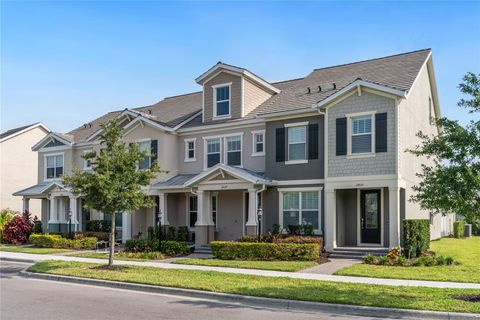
(251, 152), (265, 157)
(285, 160), (308, 165)
(184, 158), (196, 163)
(346, 152), (375, 159)
(212, 115), (231, 121)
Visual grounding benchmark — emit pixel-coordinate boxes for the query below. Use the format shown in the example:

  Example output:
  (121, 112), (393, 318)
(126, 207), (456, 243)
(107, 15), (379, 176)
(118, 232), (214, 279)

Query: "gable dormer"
(196, 62), (280, 123)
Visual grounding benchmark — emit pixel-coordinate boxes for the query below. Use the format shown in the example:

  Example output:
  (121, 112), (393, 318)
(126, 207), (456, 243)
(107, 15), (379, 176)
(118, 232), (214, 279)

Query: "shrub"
(387, 247), (401, 259)
(287, 225), (301, 235)
(159, 240), (189, 256)
(74, 231), (110, 242)
(86, 220), (111, 232)
(0, 208), (15, 241)
(435, 255), (447, 266)
(301, 224), (314, 236)
(166, 226), (176, 240)
(363, 254), (377, 264)
(377, 256), (391, 265)
(32, 217), (43, 234)
(445, 256), (455, 265)
(177, 226), (189, 242)
(29, 234), (97, 249)
(403, 219), (430, 258)
(272, 223), (281, 235)
(2, 211), (33, 244)
(125, 239), (157, 253)
(396, 256), (408, 266)
(453, 221), (466, 238)
(211, 241), (319, 261)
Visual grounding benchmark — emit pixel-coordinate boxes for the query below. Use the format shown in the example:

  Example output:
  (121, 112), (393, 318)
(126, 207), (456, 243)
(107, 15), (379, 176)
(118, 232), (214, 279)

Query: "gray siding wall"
(327, 92), (396, 177)
(265, 115), (324, 180)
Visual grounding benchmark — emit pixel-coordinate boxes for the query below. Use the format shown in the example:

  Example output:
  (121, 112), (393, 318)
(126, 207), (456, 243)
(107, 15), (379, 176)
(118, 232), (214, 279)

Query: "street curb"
(20, 270), (480, 320)
(1, 257), (38, 264)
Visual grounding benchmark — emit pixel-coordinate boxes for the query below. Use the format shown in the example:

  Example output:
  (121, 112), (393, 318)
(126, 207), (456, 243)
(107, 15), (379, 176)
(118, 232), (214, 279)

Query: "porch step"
(194, 244), (212, 255)
(330, 247), (389, 259)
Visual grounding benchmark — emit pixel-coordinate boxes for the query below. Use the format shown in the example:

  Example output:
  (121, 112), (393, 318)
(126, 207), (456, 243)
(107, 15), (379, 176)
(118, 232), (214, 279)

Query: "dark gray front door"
(360, 190), (381, 244)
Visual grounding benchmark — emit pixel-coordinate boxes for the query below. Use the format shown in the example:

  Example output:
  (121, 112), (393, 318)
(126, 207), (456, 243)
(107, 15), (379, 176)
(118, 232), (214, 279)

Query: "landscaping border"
(20, 269), (480, 320)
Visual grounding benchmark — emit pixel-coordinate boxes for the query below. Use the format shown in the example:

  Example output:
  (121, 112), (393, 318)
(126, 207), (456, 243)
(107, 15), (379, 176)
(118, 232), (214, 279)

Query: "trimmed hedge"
(124, 239), (189, 256)
(403, 219), (430, 258)
(211, 241), (319, 261)
(74, 231), (110, 241)
(453, 221), (465, 238)
(29, 234), (97, 249)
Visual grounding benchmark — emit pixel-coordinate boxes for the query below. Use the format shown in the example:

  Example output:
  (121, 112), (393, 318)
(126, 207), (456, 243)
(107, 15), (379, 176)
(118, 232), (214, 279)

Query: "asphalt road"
(0, 261), (404, 320)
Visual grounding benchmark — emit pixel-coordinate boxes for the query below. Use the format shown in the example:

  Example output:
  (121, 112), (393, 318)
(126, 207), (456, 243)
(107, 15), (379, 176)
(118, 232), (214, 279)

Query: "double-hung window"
(138, 141), (151, 170)
(184, 139), (196, 162)
(83, 150), (93, 170)
(211, 194), (217, 226)
(206, 138), (221, 168)
(252, 130), (265, 156)
(226, 135), (241, 166)
(214, 85), (230, 117)
(281, 190), (319, 231)
(351, 115), (373, 154)
(189, 196), (198, 228)
(46, 154), (64, 179)
(287, 126), (306, 161)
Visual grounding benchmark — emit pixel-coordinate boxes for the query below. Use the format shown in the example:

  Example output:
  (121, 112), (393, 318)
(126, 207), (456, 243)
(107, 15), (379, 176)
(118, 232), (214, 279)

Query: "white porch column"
(324, 189), (336, 251)
(22, 197), (30, 213)
(195, 190), (213, 248)
(195, 190), (208, 226)
(48, 196), (57, 224)
(122, 211), (131, 243)
(158, 193), (170, 225)
(245, 189), (257, 235)
(69, 196), (79, 231)
(389, 186), (401, 248)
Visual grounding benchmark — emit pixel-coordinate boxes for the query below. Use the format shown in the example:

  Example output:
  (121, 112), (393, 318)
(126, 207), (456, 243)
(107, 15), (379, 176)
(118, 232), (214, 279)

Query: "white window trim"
(212, 82), (232, 120)
(202, 132), (244, 170)
(285, 123), (308, 164)
(136, 138), (152, 170)
(278, 187), (323, 234)
(346, 111), (376, 158)
(224, 134), (243, 168)
(44, 152), (65, 181)
(251, 129), (265, 157)
(184, 138), (197, 162)
(83, 150), (93, 170)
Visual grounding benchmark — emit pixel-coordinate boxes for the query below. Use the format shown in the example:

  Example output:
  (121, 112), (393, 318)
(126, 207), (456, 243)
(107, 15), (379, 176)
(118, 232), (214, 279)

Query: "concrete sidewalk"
(2, 251), (480, 289)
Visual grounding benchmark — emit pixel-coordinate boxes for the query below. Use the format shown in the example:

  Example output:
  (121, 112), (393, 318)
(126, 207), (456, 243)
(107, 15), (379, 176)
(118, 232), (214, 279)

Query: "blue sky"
(1, 1), (479, 133)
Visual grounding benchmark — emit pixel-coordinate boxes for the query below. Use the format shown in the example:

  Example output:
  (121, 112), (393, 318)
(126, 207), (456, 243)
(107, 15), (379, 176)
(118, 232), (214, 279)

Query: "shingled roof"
(62, 49), (431, 142)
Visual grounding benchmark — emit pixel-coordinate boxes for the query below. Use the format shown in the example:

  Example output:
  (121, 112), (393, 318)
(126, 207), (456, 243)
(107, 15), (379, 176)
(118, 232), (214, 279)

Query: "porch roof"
(151, 174), (197, 190)
(13, 181), (69, 197)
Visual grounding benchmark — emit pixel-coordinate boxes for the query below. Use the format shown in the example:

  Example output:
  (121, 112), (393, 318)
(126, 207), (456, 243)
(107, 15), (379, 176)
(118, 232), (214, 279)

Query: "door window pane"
(365, 193), (378, 229)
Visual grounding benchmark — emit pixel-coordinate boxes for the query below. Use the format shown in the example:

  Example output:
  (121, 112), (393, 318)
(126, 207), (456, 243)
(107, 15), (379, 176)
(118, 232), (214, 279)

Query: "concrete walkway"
(2, 251), (480, 289)
(301, 258), (361, 275)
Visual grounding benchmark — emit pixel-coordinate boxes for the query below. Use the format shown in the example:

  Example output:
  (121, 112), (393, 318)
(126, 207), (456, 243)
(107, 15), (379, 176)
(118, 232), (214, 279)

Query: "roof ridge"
(272, 77), (304, 84)
(312, 48), (431, 72)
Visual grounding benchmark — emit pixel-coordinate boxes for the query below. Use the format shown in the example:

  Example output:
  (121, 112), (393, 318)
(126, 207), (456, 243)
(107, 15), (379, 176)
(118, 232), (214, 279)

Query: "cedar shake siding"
(203, 72), (242, 123)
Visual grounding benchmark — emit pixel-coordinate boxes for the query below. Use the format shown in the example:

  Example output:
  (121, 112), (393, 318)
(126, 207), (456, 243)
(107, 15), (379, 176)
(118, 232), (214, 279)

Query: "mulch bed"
(91, 265), (128, 271)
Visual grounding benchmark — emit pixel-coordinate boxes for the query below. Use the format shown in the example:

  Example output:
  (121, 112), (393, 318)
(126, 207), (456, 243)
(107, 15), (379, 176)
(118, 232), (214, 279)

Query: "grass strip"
(335, 237), (480, 283)
(172, 258), (317, 272)
(28, 260), (480, 314)
(0, 245), (73, 255)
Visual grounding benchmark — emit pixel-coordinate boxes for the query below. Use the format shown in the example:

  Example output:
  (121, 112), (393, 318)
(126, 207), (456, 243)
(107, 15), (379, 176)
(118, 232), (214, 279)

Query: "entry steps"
(194, 244), (212, 254)
(330, 247), (389, 259)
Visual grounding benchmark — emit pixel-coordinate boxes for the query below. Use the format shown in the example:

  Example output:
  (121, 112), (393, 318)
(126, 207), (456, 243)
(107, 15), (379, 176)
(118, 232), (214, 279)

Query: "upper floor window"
(138, 140), (151, 170)
(287, 126), (306, 161)
(351, 115), (373, 154)
(184, 138), (196, 162)
(46, 154), (64, 179)
(83, 150), (93, 170)
(226, 136), (241, 166)
(214, 84), (231, 118)
(206, 138), (221, 168)
(252, 130), (265, 156)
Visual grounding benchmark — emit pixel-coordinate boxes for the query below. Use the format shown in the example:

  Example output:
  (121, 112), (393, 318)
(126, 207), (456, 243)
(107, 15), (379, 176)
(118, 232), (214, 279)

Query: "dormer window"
(213, 83), (231, 118)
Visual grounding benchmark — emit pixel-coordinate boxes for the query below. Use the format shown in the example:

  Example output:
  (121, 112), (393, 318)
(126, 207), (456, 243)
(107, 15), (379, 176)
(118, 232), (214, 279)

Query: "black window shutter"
(150, 140), (158, 166)
(336, 118), (347, 156)
(308, 123), (319, 159)
(275, 127), (285, 162)
(375, 113), (387, 153)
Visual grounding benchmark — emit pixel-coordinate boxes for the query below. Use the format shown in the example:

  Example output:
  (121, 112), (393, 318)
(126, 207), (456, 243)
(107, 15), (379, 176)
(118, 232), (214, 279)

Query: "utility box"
(464, 224), (472, 237)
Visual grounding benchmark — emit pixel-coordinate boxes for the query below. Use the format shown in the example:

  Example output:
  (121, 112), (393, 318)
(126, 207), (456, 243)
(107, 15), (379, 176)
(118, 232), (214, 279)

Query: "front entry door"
(360, 190), (381, 244)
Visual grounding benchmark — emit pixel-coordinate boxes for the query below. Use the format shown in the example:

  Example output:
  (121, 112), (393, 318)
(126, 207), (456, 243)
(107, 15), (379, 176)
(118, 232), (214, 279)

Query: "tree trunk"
(108, 211), (116, 266)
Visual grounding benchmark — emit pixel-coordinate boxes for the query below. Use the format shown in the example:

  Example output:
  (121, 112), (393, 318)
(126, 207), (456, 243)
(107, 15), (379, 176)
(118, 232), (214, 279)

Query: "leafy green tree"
(409, 72), (480, 223)
(64, 119), (160, 266)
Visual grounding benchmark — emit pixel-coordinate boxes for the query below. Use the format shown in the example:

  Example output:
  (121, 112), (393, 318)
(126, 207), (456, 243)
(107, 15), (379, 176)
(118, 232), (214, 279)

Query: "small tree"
(409, 72), (480, 222)
(64, 119), (160, 266)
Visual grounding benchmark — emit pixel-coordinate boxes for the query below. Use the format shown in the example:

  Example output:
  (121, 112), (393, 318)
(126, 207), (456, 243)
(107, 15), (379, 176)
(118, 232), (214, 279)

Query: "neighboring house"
(1, 123), (49, 216)
(14, 49), (455, 250)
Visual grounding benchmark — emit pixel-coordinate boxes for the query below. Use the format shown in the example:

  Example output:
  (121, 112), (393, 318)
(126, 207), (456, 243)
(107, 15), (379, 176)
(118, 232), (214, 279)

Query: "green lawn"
(70, 252), (164, 262)
(0, 245), (73, 255)
(335, 236), (480, 283)
(29, 260), (480, 314)
(172, 258), (317, 272)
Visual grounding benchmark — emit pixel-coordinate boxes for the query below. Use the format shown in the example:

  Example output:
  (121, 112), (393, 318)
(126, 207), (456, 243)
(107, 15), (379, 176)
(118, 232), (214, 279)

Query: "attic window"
(213, 83), (231, 118)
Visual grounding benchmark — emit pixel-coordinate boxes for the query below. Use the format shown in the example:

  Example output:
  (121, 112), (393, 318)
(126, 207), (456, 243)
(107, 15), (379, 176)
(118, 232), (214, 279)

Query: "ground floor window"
(189, 196), (197, 228)
(281, 190), (320, 231)
(211, 194), (217, 226)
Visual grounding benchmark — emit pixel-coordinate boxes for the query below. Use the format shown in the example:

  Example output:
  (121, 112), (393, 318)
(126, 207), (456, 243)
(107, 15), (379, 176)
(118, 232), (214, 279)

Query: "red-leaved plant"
(2, 210), (33, 244)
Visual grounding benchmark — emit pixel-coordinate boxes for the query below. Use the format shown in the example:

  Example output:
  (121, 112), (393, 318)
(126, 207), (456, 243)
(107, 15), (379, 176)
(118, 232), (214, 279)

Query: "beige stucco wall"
(203, 72), (242, 123)
(0, 126), (48, 216)
(398, 66), (438, 221)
